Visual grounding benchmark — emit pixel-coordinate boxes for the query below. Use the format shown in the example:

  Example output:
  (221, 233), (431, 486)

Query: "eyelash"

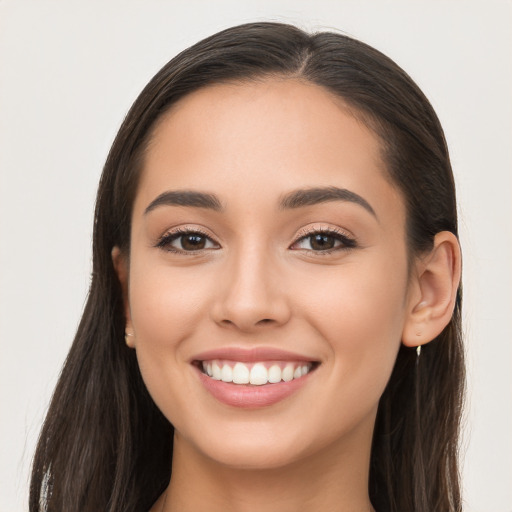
(291, 227), (357, 254)
(155, 226), (357, 254)
(155, 227), (217, 253)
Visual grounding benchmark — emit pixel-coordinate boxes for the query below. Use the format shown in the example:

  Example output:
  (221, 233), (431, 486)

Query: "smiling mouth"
(195, 359), (319, 386)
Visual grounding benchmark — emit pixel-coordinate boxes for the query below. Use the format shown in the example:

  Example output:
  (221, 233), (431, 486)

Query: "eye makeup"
(290, 226), (357, 253)
(155, 226), (219, 253)
(154, 223), (357, 256)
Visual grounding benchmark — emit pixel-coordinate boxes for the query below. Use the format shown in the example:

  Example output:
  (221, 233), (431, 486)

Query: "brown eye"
(291, 230), (357, 252)
(309, 234), (336, 250)
(181, 234), (207, 250)
(157, 230), (219, 252)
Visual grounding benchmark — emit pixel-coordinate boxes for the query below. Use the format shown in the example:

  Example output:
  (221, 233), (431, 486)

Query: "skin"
(113, 79), (461, 512)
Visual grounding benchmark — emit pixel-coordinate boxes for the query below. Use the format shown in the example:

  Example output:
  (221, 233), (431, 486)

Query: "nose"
(210, 247), (291, 332)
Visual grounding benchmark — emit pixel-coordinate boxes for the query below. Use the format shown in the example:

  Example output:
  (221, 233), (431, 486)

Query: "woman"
(30, 22), (464, 512)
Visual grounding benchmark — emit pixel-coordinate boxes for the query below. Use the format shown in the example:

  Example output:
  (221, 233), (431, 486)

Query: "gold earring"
(125, 332), (134, 347)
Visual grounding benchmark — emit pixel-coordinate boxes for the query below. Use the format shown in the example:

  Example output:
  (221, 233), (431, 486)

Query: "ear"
(402, 231), (461, 348)
(112, 246), (135, 348)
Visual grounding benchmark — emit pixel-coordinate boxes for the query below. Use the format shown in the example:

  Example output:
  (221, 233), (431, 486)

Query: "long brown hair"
(30, 22), (464, 512)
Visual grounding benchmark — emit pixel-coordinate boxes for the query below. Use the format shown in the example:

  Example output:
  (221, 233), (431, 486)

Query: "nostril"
(257, 319), (273, 325)
(222, 318), (273, 325)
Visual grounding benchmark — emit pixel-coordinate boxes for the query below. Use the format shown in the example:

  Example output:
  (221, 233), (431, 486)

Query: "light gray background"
(1, 1), (511, 511)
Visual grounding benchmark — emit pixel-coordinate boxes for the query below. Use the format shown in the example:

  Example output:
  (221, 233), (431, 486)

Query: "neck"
(161, 425), (375, 512)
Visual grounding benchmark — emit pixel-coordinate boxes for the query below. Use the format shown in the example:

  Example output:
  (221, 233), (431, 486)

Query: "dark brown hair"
(30, 22), (464, 512)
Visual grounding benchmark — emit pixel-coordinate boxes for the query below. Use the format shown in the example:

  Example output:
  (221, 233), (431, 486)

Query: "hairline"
(128, 74), (417, 275)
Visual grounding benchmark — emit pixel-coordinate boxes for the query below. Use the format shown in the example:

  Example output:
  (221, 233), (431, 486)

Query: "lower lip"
(195, 366), (313, 408)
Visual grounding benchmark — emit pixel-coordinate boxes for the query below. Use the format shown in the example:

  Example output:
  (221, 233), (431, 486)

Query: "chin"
(176, 420), (315, 471)
(203, 441), (309, 471)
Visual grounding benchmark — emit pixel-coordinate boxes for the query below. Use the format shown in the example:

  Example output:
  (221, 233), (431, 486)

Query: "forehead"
(136, 79), (404, 224)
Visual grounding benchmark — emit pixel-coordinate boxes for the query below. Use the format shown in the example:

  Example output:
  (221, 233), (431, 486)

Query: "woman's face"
(122, 79), (415, 470)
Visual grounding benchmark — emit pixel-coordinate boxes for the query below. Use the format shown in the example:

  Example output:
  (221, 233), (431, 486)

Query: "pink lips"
(192, 347), (315, 363)
(192, 347), (317, 409)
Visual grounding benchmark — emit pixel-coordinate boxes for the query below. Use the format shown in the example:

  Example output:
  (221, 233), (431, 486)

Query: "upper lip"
(191, 347), (318, 363)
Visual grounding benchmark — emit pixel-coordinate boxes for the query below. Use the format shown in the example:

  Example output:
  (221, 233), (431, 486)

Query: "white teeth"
(232, 362), (250, 384)
(282, 364), (294, 382)
(268, 364), (282, 383)
(221, 364), (233, 382)
(212, 361), (222, 380)
(249, 363), (268, 385)
(201, 359), (314, 385)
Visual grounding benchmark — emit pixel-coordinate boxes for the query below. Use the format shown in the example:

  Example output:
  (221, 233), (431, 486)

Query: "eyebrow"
(144, 186), (376, 218)
(279, 186), (376, 217)
(144, 190), (223, 214)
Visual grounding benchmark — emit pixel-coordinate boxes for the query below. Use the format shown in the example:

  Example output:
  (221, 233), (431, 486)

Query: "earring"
(125, 332), (134, 347)
(415, 345), (422, 367)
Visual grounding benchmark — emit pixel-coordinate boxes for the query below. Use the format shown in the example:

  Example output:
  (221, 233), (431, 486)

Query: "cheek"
(129, 261), (211, 340)
(126, 259), (218, 422)
(300, 251), (407, 329)
(295, 253), (409, 390)
(127, 260), (214, 388)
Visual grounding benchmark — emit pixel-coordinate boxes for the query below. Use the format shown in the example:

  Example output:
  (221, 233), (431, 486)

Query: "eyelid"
(154, 223), (356, 254)
(290, 224), (357, 252)
(293, 224), (354, 241)
(155, 225), (221, 253)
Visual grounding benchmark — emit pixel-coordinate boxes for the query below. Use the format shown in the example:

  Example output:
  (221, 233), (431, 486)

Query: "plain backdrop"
(1, 1), (511, 511)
